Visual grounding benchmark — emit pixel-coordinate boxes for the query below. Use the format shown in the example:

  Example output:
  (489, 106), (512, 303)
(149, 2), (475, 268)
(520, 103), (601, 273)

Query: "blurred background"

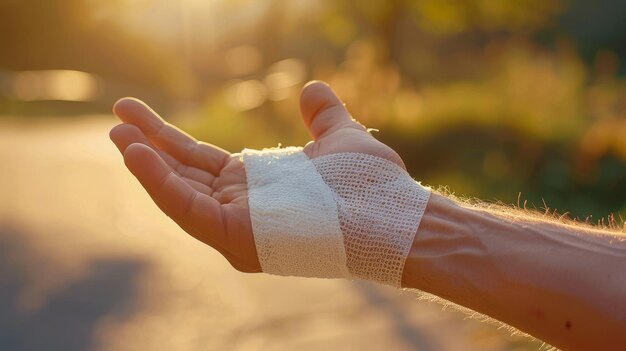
(1, 0), (625, 350)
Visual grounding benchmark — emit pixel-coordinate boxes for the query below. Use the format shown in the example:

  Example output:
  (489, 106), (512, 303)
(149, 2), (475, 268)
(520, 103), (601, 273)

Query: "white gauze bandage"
(242, 147), (430, 287)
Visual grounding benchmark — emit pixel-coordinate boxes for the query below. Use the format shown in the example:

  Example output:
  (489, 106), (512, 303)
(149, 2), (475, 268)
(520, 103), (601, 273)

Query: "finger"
(110, 123), (216, 187)
(113, 98), (229, 176)
(299, 81), (366, 140)
(123, 143), (225, 240)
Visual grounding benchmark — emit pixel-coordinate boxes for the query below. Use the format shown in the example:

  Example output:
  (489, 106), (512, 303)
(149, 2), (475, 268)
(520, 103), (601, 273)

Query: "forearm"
(403, 193), (626, 350)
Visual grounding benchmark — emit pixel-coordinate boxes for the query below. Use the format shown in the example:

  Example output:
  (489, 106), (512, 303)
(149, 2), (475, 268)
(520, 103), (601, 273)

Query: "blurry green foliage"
(2, 0), (626, 223)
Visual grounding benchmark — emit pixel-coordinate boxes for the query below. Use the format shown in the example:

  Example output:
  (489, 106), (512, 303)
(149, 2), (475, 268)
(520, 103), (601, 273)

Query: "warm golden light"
(11, 70), (99, 102)
(223, 45), (263, 76)
(226, 79), (267, 111)
(1, 1), (625, 350)
(264, 58), (307, 101)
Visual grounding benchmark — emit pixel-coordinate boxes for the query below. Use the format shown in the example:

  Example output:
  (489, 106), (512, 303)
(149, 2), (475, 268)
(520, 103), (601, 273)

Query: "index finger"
(113, 98), (229, 176)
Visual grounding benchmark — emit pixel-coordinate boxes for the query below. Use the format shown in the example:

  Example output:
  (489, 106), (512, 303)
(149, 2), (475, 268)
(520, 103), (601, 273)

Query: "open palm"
(110, 81), (404, 273)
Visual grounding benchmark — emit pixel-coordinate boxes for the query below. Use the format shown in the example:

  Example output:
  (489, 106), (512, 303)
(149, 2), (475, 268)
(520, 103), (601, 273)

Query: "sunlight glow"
(11, 70), (99, 102)
(265, 59), (307, 101)
(226, 80), (267, 111)
(223, 45), (263, 76)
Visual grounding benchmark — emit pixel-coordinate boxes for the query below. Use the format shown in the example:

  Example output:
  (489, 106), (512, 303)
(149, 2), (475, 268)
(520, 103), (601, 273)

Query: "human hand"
(110, 81), (404, 273)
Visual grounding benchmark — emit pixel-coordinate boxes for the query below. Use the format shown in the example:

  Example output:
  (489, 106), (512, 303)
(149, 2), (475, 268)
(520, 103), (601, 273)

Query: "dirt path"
(0, 117), (542, 351)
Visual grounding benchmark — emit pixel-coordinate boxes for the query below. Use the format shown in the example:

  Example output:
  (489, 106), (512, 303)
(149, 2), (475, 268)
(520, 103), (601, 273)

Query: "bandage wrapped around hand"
(242, 147), (430, 287)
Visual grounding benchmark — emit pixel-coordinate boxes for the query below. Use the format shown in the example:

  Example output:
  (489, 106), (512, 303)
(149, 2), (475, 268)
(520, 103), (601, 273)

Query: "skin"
(404, 195), (626, 350)
(110, 81), (401, 273)
(110, 81), (626, 350)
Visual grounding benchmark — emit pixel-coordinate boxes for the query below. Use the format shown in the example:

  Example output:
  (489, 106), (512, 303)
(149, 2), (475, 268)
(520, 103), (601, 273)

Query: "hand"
(110, 81), (404, 273)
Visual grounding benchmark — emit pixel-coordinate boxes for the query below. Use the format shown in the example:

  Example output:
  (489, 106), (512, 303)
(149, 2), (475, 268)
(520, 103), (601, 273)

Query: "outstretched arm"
(404, 193), (626, 350)
(110, 81), (626, 351)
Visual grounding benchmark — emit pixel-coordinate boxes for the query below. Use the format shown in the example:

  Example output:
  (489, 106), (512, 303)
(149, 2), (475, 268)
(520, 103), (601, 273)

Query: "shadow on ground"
(0, 224), (148, 351)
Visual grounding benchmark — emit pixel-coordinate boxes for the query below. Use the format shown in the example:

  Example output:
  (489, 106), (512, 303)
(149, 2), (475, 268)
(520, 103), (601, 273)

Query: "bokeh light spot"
(11, 70), (99, 102)
(226, 79), (267, 111)
(265, 58), (307, 101)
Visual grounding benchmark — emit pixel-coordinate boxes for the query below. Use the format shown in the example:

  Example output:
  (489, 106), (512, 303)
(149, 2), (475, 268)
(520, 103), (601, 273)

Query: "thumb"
(299, 81), (366, 140)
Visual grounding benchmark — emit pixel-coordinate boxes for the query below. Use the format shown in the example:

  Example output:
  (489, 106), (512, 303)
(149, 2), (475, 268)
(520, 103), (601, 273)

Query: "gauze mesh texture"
(312, 153), (430, 287)
(242, 147), (350, 279)
(243, 148), (430, 287)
